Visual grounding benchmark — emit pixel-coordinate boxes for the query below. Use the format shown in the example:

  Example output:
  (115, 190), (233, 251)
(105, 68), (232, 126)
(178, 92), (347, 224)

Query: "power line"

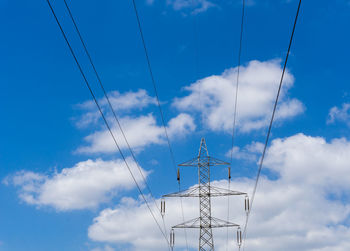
(229, 0), (245, 166)
(227, 0), (246, 250)
(242, 1), (302, 250)
(45, 1), (170, 248)
(61, 0), (168, 236)
(130, 1), (189, 249)
(131, 0), (177, 174)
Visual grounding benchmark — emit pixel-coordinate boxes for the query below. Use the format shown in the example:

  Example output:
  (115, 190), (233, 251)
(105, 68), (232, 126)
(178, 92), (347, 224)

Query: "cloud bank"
(88, 133), (350, 251)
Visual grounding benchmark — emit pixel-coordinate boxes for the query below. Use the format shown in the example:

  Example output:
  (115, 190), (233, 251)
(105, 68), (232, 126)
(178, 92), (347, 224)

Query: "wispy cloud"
(327, 103), (350, 126)
(148, 0), (216, 14)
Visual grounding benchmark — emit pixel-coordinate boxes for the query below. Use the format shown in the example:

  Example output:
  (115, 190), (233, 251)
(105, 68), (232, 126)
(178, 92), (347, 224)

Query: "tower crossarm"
(163, 185), (247, 198)
(172, 217), (240, 229)
(178, 157), (230, 167)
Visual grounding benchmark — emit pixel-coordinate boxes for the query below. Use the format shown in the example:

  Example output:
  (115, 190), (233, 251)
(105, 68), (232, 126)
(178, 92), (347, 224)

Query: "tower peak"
(198, 137), (209, 158)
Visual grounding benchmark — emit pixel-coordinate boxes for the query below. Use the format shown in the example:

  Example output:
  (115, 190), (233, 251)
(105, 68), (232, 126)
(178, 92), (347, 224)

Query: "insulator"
(170, 229), (175, 248)
(228, 166), (231, 180)
(244, 195), (250, 214)
(161, 199), (165, 217)
(177, 168), (180, 182)
(237, 226), (242, 247)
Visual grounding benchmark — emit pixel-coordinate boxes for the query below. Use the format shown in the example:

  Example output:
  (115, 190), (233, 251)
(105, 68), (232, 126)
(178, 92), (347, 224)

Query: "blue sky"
(1, 0), (350, 250)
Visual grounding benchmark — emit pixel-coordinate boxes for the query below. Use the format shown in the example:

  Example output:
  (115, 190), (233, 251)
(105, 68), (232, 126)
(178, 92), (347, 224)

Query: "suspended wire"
(45, 1), (171, 249)
(227, 0), (246, 250)
(178, 183), (189, 250)
(131, 1), (189, 250)
(131, 0), (177, 173)
(241, 1), (302, 250)
(61, 0), (168, 238)
(229, 0), (245, 168)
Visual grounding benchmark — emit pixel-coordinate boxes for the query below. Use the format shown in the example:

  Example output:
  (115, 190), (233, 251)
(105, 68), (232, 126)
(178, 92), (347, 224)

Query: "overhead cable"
(61, 0), (168, 236)
(130, 1), (189, 249)
(45, 1), (171, 248)
(131, 0), (177, 173)
(227, 0), (246, 250)
(242, 1), (302, 250)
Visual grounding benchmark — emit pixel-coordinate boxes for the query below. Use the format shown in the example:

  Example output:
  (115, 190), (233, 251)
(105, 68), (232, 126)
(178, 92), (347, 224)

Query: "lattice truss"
(163, 138), (247, 251)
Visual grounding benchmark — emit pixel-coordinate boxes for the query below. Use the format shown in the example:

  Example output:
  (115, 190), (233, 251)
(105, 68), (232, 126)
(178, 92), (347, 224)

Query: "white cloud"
(4, 158), (148, 211)
(173, 60), (304, 133)
(167, 113), (196, 138)
(226, 141), (264, 162)
(74, 89), (195, 155)
(88, 194), (201, 250)
(167, 0), (215, 14)
(327, 103), (350, 126)
(88, 133), (350, 251)
(77, 113), (195, 154)
(264, 133), (350, 190)
(149, 0), (256, 12)
(75, 89), (157, 128)
(90, 245), (115, 251)
(78, 89), (157, 114)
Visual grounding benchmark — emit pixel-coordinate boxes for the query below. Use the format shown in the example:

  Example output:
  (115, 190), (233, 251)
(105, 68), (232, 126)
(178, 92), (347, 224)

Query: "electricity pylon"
(163, 138), (248, 251)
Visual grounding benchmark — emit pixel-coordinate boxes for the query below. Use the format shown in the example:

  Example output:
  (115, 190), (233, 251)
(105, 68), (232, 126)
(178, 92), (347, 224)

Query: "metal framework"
(163, 138), (247, 251)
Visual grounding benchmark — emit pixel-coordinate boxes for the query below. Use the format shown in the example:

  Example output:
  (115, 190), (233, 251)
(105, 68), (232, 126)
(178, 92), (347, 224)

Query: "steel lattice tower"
(164, 138), (247, 251)
(197, 138), (214, 250)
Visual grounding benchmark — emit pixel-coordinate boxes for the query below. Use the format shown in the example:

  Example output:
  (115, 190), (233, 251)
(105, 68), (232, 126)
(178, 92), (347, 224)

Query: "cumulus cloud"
(167, 113), (196, 137)
(74, 89), (195, 154)
(173, 60), (304, 133)
(88, 193), (205, 250)
(88, 133), (350, 251)
(77, 113), (195, 154)
(4, 158), (148, 211)
(264, 133), (350, 190)
(327, 103), (350, 126)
